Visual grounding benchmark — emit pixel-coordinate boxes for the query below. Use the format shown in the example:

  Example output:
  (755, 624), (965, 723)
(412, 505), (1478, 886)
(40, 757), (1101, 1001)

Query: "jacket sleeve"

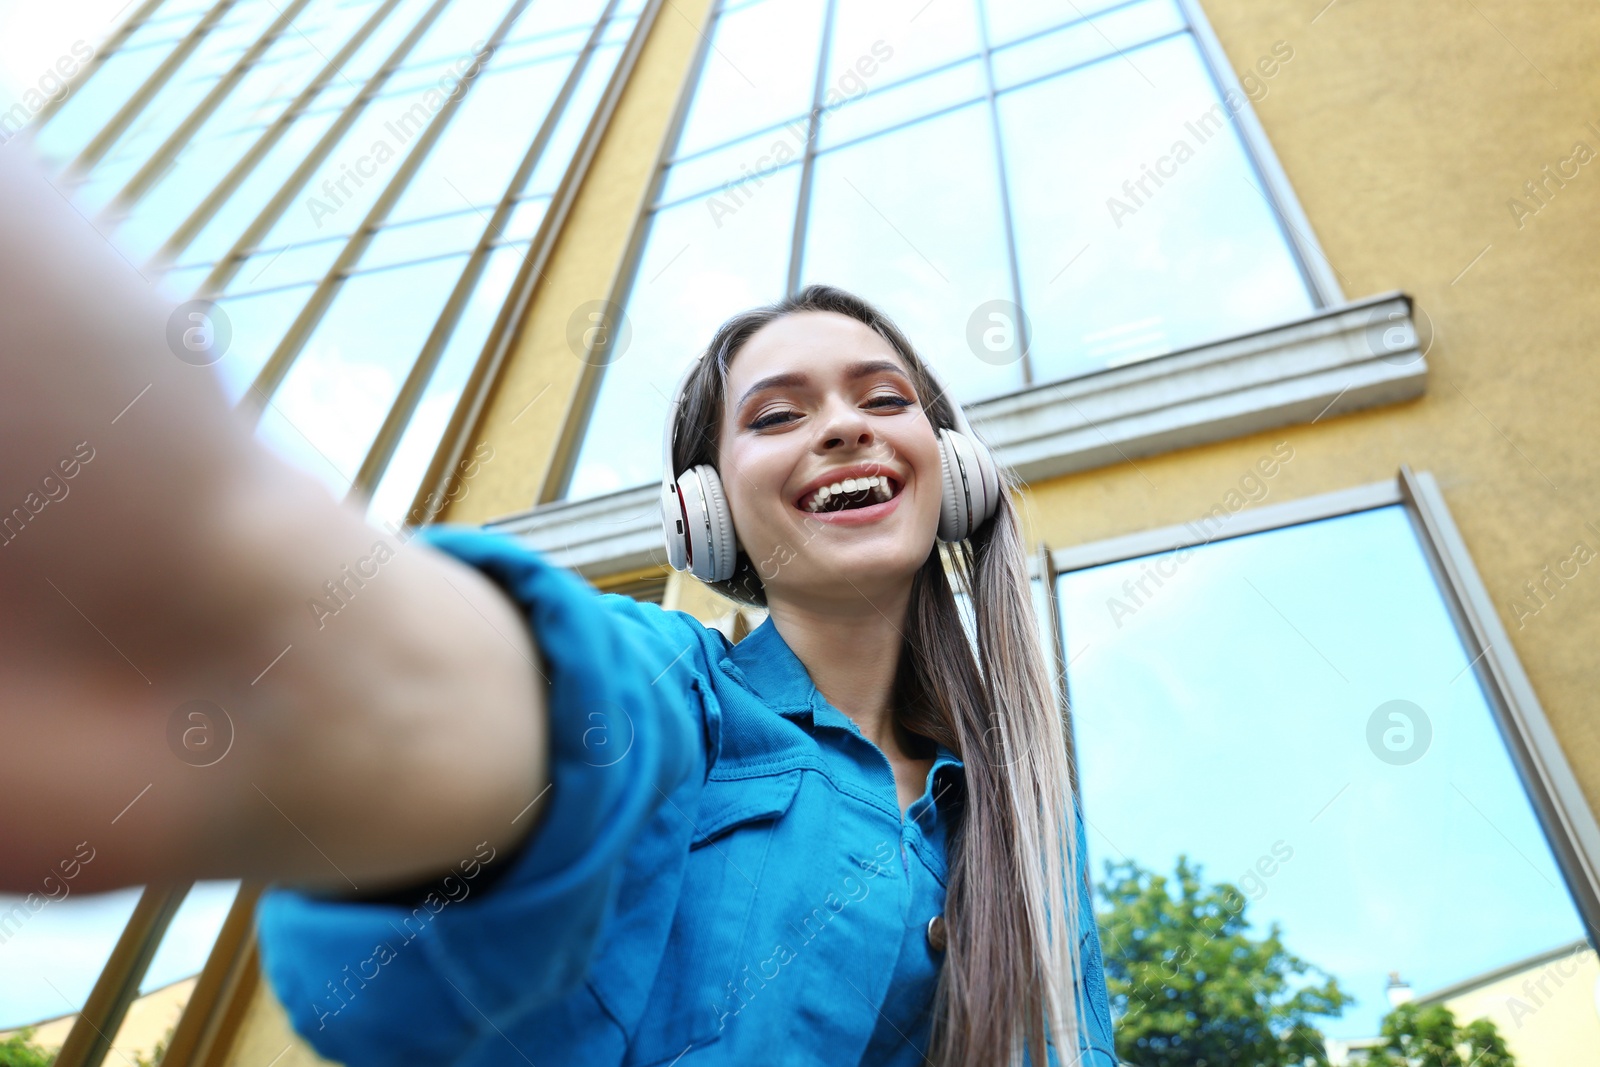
(254, 524), (724, 1067)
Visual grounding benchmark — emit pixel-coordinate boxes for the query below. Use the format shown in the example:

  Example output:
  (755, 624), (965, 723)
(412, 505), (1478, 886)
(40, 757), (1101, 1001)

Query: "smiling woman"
(251, 287), (1115, 1067)
(649, 285), (1111, 1066)
(1, 125), (1110, 1065)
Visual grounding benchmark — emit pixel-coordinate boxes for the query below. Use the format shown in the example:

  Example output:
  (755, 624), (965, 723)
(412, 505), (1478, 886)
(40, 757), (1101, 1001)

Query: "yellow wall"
(1427, 941), (1600, 1067)
(241, 0), (1600, 1060)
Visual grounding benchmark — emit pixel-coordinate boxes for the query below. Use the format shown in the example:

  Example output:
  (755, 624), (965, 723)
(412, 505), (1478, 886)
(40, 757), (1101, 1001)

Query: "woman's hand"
(0, 140), (549, 897)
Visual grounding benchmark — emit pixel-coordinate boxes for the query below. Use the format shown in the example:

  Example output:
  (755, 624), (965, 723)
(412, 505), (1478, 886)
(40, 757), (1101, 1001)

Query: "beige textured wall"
(241, 0), (1600, 1060)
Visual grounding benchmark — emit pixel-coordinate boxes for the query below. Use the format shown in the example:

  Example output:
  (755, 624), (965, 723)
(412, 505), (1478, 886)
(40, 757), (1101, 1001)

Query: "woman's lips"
(793, 488), (903, 526)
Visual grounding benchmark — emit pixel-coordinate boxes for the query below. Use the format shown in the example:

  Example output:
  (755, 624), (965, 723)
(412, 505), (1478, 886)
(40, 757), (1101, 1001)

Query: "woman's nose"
(815, 399), (872, 450)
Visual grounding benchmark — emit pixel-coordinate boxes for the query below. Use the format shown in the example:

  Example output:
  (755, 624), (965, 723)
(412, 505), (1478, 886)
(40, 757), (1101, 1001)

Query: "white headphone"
(659, 355), (1002, 582)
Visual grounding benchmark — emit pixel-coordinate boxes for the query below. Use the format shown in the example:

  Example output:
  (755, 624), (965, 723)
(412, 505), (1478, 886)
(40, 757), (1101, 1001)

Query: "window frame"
(1046, 464), (1600, 949)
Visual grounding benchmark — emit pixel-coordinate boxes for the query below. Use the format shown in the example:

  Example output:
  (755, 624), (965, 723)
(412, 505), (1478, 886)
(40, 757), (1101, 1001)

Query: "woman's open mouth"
(794, 474), (903, 520)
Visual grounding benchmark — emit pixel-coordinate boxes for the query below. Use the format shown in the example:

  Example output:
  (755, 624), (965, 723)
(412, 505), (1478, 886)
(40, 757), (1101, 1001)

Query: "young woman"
(0, 142), (1113, 1066)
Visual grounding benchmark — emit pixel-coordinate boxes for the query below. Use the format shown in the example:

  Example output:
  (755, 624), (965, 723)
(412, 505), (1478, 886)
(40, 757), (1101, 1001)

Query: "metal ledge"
(484, 293), (1428, 576)
(978, 290), (1424, 484)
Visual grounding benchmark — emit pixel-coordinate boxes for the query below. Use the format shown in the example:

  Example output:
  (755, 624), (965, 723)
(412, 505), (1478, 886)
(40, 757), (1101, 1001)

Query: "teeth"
(803, 475), (894, 512)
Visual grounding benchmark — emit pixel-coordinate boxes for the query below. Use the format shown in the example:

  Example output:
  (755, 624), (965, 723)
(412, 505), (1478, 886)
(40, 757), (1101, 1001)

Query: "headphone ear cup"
(689, 464), (737, 582)
(660, 482), (689, 571)
(937, 429), (1001, 541)
(937, 429), (968, 542)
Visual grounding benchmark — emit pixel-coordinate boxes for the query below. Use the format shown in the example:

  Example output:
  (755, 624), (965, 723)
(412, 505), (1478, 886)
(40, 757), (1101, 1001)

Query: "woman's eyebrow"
(734, 360), (910, 410)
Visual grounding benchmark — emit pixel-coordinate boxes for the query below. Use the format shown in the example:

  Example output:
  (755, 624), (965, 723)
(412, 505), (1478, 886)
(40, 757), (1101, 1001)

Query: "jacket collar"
(725, 615), (965, 806)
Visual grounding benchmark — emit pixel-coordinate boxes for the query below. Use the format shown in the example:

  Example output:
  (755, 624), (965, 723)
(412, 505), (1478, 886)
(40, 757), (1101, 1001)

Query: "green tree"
(1363, 1001), (1516, 1067)
(0, 1019), (176, 1067)
(1096, 855), (1353, 1067)
(0, 1027), (53, 1067)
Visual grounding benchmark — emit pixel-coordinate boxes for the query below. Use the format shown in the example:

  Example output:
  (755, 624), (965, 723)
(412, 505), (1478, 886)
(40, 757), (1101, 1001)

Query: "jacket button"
(926, 914), (947, 953)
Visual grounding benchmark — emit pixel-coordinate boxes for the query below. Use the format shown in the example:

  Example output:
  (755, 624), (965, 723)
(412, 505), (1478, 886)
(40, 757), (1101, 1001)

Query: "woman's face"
(717, 310), (944, 606)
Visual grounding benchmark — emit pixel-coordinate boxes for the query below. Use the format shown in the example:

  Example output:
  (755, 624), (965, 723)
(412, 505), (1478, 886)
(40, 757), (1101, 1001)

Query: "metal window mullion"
(156, 0), (408, 265)
(1032, 541), (1079, 795)
(197, 0), (458, 296)
(52, 884), (192, 1067)
(976, 0), (1032, 386)
(994, 26), (1187, 102)
(157, 883), (265, 1067)
(240, 0), (537, 421)
(351, 0), (626, 500)
(782, 0), (838, 297)
(425, 0), (670, 516)
(29, 0), (173, 133)
(1173, 0), (1343, 305)
(1398, 465), (1600, 947)
(533, 0), (721, 505)
(110, 0), (321, 214)
(67, 0), (241, 178)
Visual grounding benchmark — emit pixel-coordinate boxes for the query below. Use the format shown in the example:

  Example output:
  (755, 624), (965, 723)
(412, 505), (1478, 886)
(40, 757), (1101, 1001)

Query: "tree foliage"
(1363, 1001), (1517, 1067)
(1096, 855), (1352, 1067)
(0, 1020), (175, 1067)
(0, 1028), (52, 1067)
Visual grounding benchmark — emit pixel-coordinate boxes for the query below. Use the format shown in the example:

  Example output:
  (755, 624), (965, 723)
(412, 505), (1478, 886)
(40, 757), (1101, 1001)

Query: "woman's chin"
(771, 538), (930, 600)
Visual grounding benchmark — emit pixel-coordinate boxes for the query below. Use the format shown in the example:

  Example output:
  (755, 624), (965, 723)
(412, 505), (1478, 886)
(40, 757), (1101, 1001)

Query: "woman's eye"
(749, 409), (798, 430)
(866, 394), (912, 410)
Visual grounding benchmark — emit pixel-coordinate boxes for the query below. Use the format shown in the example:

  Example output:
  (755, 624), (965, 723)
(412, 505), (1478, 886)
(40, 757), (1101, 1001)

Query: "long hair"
(668, 284), (1087, 1067)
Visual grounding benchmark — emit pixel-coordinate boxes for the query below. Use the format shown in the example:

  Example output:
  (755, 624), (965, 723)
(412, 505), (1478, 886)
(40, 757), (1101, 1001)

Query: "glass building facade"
(30, 0), (647, 529)
(3, 1), (1596, 1064)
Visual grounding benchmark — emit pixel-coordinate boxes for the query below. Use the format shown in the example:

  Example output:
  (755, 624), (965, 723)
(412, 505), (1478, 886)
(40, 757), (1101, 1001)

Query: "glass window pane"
(657, 123), (805, 208)
(115, 124), (267, 260)
(256, 254), (468, 497)
(71, 4), (287, 213)
(384, 51), (577, 224)
(157, 261), (217, 300)
(673, 0), (826, 158)
(338, 0), (445, 86)
(567, 167), (800, 499)
(0, 881), (241, 1062)
(802, 102), (1024, 402)
(229, 236), (345, 294)
(366, 242), (529, 527)
(991, 0), (1185, 92)
(404, 0), (512, 68)
(982, 0), (1138, 49)
(140, 881), (240, 995)
(998, 33), (1314, 381)
(500, 194), (549, 240)
(30, 43), (182, 167)
(359, 208), (484, 270)
(178, 107), (342, 265)
(254, 79), (448, 249)
(246, 0), (516, 252)
(211, 281), (318, 403)
(816, 56), (986, 151)
(1057, 504), (1592, 1052)
(525, 39), (627, 196)
(111, 0), (393, 260)
(0, 886), (141, 1032)
(827, 0), (978, 87)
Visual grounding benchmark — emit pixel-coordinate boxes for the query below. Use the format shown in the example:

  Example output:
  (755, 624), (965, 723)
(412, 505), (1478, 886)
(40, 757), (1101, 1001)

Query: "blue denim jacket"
(255, 526), (1117, 1066)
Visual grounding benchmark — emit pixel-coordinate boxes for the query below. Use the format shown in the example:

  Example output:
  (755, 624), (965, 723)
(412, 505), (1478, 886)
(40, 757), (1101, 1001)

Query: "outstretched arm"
(0, 141), (548, 897)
